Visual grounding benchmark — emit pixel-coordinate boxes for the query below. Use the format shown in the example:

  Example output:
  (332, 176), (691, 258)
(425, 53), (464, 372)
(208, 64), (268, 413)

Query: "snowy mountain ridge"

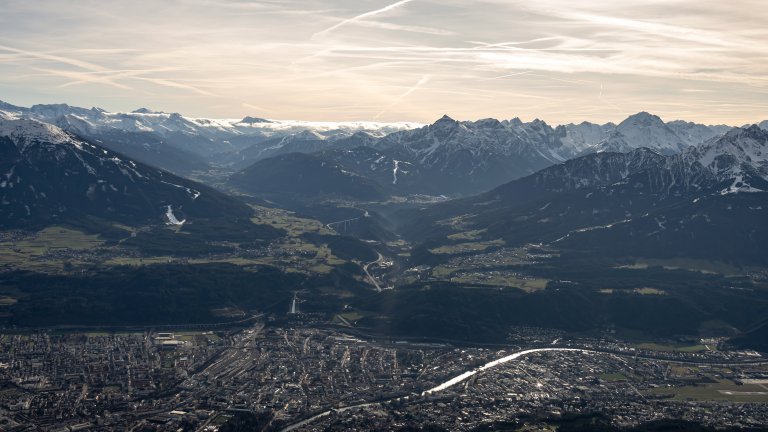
(517, 124), (768, 198)
(578, 112), (732, 156)
(0, 100), (421, 144)
(2, 99), (763, 196)
(685, 125), (768, 194)
(0, 100), (745, 163)
(0, 116), (251, 228)
(0, 116), (82, 151)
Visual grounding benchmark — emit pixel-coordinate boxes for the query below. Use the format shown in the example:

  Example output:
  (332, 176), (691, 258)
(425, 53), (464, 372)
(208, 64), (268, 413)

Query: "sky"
(1, 0), (767, 125)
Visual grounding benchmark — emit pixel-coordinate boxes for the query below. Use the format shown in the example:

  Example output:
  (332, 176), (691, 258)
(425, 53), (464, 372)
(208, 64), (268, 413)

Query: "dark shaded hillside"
(229, 152), (388, 201)
(0, 120), (253, 230)
(352, 263), (768, 344)
(397, 135), (768, 265)
(0, 263), (364, 327)
(557, 192), (768, 264)
(229, 132), (326, 169)
(76, 129), (210, 175)
(732, 319), (768, 352)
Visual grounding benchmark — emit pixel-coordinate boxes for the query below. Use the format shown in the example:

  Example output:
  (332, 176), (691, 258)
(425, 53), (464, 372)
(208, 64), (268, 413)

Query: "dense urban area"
(1, 313), (767, 432)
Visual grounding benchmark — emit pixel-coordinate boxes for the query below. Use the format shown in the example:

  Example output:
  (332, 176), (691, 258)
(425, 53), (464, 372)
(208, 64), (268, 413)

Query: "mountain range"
(0, 100), (418, 176)
(2, 99), (765, 262)
(229, 152), (387, 202)
(1, 100), (748, 199)
(400, 125), (768, 264)
(230, 112), (736, 198)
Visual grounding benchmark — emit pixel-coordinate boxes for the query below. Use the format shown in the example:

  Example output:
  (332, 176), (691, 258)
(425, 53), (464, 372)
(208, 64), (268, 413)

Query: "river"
(421, 347), (585, 395)
(279, 345), (767, 431)
(279, 347), (585, 431)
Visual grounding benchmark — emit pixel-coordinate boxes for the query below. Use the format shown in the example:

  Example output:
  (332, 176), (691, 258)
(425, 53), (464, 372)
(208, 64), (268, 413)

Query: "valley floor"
(1, 321), (767, 432)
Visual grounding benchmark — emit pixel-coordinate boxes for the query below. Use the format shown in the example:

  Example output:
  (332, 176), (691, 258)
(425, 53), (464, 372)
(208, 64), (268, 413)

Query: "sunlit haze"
(1, 0), (767, 124)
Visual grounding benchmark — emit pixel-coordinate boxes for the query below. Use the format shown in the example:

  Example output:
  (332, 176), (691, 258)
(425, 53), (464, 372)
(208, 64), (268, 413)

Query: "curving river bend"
(279, 347), (586, 432)
(421, 347), (585, 395)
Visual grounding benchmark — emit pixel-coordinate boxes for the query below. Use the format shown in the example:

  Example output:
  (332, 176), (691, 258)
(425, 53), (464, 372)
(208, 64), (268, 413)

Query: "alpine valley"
(2, 98), (768, 431)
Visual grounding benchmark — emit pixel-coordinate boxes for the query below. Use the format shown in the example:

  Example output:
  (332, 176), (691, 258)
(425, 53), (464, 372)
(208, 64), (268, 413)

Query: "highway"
(362, 252), (385, 292)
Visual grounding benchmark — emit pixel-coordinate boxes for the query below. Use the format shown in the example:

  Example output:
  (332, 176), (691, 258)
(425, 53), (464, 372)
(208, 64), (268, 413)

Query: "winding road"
(363, 252), (385, 292)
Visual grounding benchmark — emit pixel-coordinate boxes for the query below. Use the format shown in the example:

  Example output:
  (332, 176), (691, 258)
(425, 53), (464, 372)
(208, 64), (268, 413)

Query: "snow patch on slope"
(720, 175), (764, 195)
(165, 205), (186, 226)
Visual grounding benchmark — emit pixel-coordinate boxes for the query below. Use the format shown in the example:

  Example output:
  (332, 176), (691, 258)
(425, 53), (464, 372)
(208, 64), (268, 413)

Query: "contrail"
(312, 0), (415, 38)
(34, 68), (132, 90)
(58, 68), (181, 88)
(134, 77), (216, 96)
(481, 71), (531, 82)
(0, 44), (106, 72)
(375, 74), (429, 119)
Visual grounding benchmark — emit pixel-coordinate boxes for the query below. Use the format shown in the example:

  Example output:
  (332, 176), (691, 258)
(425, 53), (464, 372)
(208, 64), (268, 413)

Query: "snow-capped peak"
(615, 112), (686, 154)
(674, 125), (768, 194)
(473, 118), (504, 129)
(694, 125), (768, 170)
(239, 116), (271, 124)
(29, 103), (105, 120)
(578, 111), (725, 156)
(619, 111), (665, 128)
(724, 123), (768, 142)
(430, 114), (461, 130)
(0, 117), (80, 150)
(132, 107), (161, 114)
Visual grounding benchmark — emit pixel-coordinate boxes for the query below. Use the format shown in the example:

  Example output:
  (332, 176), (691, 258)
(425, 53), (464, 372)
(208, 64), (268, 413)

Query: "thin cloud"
(481, 71), (531, 81)
(355, 20), (454, 36)
(33, 68), (132, 90)
(134, 77), (216, 96)
(57, 68), (183, 88)
(312, 0), (416, 38)
(0, 44), (107, 72)
(0, 0), (766, 124)
(242, 102), (274, 114)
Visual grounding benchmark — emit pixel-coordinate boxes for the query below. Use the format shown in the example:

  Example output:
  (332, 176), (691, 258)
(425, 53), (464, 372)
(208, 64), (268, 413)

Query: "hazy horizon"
(1, 0), (767, 125)
(3, 95), (766, 128)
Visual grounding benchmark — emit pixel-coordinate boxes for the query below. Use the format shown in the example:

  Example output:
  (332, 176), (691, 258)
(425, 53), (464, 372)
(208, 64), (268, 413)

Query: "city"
(1, 315), (766, 431)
